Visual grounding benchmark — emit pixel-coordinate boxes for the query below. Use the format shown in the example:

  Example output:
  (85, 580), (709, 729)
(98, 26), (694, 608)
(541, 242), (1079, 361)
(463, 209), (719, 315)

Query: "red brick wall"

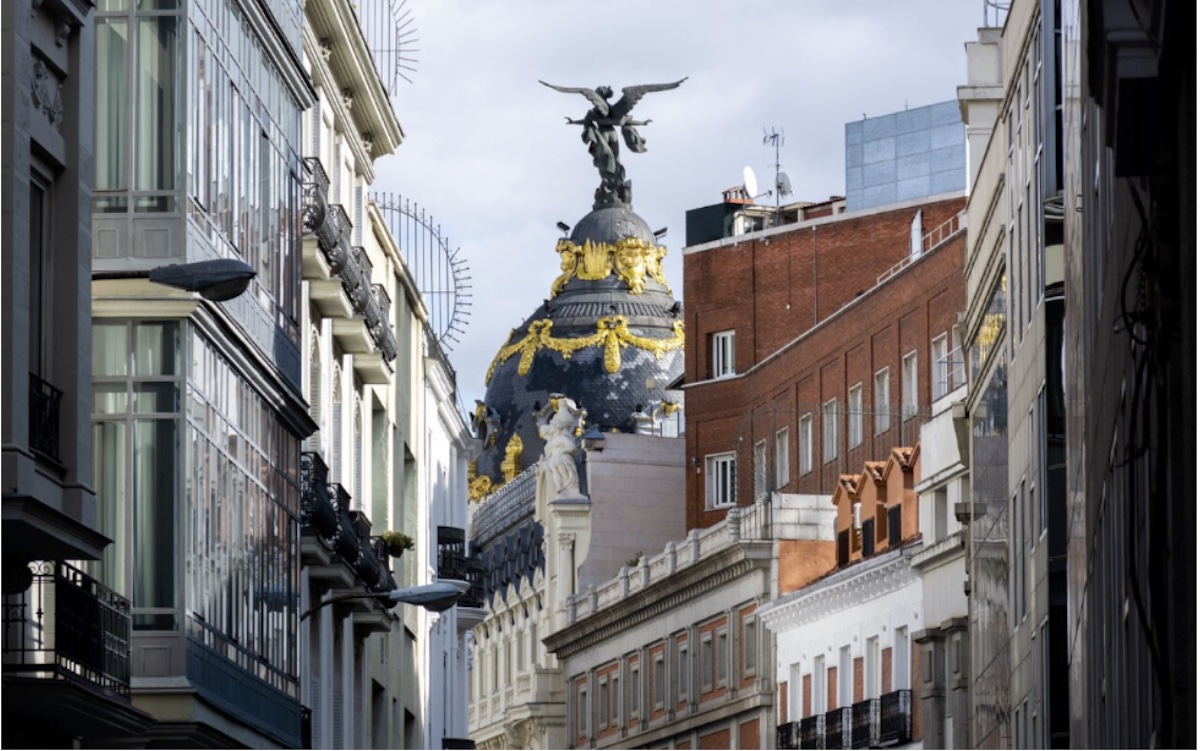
(700, 729), (731, 750)
(827, 666), (838, 710)
(676, 741), (692, 750)
(739, 605), (758, 690)
(683, 196), (966, 531)
(739, 719), (760, 750)
(698, 616), (729, 703)
(803, 673), (812, 718)
(779, 681), (788, 723)
(881, 647), (893, 694)
(676, 633), (690, 712)
(597, 662), (620, 741)
(853, 656), (864, 703)
(574, 675), (589, 746)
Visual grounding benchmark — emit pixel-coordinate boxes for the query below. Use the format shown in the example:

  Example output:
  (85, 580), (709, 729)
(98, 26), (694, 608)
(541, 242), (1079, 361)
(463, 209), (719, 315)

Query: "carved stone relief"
(30, 57), (64, 130)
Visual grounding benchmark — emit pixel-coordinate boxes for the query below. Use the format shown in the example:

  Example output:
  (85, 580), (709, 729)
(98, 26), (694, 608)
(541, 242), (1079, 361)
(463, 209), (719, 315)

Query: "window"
(578, 685), (589, 736)
(599, 677), (609, 729)
(677, 642), (690, 701)
(813, 654), (826, 713)
(875, 368), (891, 433)
(611, 675), (619, 725)
(712, 330), (736, 378)
(822, 399), (838, 463)
(865, 637), (880, 699)
(931, 334), (949, 400)
(775, 428), (790, 487)
(653, 653), (665, 708)
(701, 634), (714, 692)
(902, 351), (918, 419)
(799, 414), (813, 475)
(838, 646), (852, 707)
(28, 177), (49, 377)
(743, 619), (757, 676)
(848, 384), (863, 448)
(893, 627), (909, 688)
(753, 440), (767, 500)
(92, 321), (183, 630)
(631, 663), (641, 717)
(933, 487), (948, 541)
(705, 453), (736, 508)
(717, 630), (729, 685)
(1038, 385), (1048, 536)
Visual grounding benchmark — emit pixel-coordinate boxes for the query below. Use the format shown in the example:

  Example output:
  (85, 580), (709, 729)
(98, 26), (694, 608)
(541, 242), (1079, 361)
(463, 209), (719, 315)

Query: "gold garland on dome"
(485, 316), (685, 385)
(550, 237), (671, 297)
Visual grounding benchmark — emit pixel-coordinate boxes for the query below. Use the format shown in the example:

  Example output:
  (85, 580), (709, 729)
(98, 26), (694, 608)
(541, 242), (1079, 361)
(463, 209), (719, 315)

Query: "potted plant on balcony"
(377, 530), (415, 558)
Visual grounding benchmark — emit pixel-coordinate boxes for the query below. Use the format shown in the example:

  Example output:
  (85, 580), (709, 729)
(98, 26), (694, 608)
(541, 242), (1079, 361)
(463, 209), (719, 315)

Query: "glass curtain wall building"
(91, 0), (314, 746)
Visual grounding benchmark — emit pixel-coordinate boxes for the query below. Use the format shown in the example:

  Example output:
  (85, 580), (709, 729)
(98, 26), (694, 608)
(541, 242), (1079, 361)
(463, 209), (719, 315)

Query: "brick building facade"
(682, 195), (967, 531)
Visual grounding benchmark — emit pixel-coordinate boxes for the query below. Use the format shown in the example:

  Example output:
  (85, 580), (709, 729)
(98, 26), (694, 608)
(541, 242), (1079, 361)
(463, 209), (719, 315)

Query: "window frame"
(705, 452), (737, 509)
(712, 329), (736, 379)
(875, 367), (891, 433)
(848, 383), (864, 448)
(775, 427), (790, 488)
(822, 398), (839, 463)
(931, 334), (949, 400)
(799, 413), (813, 475)
(902, 350), (919, 419)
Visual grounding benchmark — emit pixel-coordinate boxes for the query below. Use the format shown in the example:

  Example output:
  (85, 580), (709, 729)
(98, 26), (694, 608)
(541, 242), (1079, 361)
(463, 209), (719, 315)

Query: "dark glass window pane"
(135, 16), (180, 194)
(96, 19), (129, 190)
(133, 418), (178, 612)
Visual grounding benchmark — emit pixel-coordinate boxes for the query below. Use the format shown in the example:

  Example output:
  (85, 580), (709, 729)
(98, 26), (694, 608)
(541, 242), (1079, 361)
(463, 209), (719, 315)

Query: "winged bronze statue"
(540, 78), (687, 208)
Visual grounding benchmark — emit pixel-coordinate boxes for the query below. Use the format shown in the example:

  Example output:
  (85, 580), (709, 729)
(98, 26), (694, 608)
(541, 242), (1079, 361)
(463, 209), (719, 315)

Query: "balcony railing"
(328, 483), (361, 564)
(316, 204), (352, 271)
(28, 373), (62, 463)
(341, 245), (372, 314)
(367, 284), (398, 362)
(2, 560), (131, 696)
(437, 526), (485, 608)
(300, 452), (337, 543)
(799, 714), (826, 749)
(302, 157), (329, 233)
(851, 698), (880, 749)
(825, 706), (851, 750)
(879, 689), (912, 746)
(777, 721), (800, 749)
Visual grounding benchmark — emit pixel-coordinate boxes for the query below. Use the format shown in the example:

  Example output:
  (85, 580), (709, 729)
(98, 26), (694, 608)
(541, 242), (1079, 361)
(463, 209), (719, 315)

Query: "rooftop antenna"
(763, 127), (792, 227)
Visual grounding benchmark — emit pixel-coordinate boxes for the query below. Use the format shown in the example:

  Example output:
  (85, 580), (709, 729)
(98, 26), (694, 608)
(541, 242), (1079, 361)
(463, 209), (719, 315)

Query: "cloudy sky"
(368, 0), (985, 411)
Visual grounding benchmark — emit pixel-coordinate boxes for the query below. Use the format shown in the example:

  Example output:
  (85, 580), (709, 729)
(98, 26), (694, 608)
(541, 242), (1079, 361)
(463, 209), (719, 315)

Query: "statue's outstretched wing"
(609, 77), (688, 121)
(539, 80), (609, 115)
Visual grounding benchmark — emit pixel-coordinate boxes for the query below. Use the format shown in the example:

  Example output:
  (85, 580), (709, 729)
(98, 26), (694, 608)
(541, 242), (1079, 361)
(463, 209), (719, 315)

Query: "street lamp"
(147, 258), (257, 301)
(299, 579), (471, 622)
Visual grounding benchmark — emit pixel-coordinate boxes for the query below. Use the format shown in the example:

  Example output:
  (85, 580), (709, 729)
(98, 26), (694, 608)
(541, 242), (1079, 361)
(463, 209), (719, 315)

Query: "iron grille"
(850, 698), (880, 748)
(879, 689), (912, 746)
(28, 373), (62, 463)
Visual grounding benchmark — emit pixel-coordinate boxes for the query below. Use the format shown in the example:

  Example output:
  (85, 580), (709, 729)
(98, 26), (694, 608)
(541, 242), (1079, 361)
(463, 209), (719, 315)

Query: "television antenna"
(355, 0), (420, 96)
(373, 193), (472, 350)
(763, 127), (793, 226)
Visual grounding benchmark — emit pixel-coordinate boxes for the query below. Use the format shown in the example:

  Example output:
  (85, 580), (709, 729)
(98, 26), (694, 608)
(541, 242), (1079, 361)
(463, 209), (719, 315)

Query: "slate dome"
(470, 203), (684, 496)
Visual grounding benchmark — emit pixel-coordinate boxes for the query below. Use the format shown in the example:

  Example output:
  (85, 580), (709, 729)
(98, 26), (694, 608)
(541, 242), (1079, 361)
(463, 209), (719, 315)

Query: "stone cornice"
(304, 0), (402, 167)
(757, 546), (920, 634)
(545, 540), (773, 658)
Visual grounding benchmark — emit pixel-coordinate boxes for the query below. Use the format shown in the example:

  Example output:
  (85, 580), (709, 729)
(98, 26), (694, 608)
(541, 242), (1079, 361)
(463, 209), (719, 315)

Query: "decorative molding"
(361, 131), (374, 154)
(30, 57), (63, 129)
(757, 547), (920, 634)
(318, 37), (333, 61)
(341, 87), (354, 111)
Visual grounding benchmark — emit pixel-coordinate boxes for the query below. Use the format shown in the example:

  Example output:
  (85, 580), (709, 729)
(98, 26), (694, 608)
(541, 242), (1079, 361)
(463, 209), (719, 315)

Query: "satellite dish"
(742, 166), (758, 200)
(776, 171), (793, 196)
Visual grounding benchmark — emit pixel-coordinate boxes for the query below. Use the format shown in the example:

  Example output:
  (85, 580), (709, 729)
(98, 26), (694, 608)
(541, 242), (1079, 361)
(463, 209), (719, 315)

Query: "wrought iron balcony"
(366, 284), (398, 362)
(850, 698), (880, 749)
(28, 373), (62, 463)
(825, 706), (852, 750)
(799, 714), (827, 749)
(777, 721), (800, 749)
(341, 245), (373, 314)
(302, 157), (329, 233)
(437, 526), (485, 608)
(2, 560), (131, 696)
(316, 204), (353, 271)
(300, 452), (337, 543)
(328, 483), (361, 564)
(879, 689), (912, 746)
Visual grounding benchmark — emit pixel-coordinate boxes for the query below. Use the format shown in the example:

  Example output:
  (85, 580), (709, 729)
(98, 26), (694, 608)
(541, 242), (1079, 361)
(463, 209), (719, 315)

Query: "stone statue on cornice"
(540, 78), (687, 208)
